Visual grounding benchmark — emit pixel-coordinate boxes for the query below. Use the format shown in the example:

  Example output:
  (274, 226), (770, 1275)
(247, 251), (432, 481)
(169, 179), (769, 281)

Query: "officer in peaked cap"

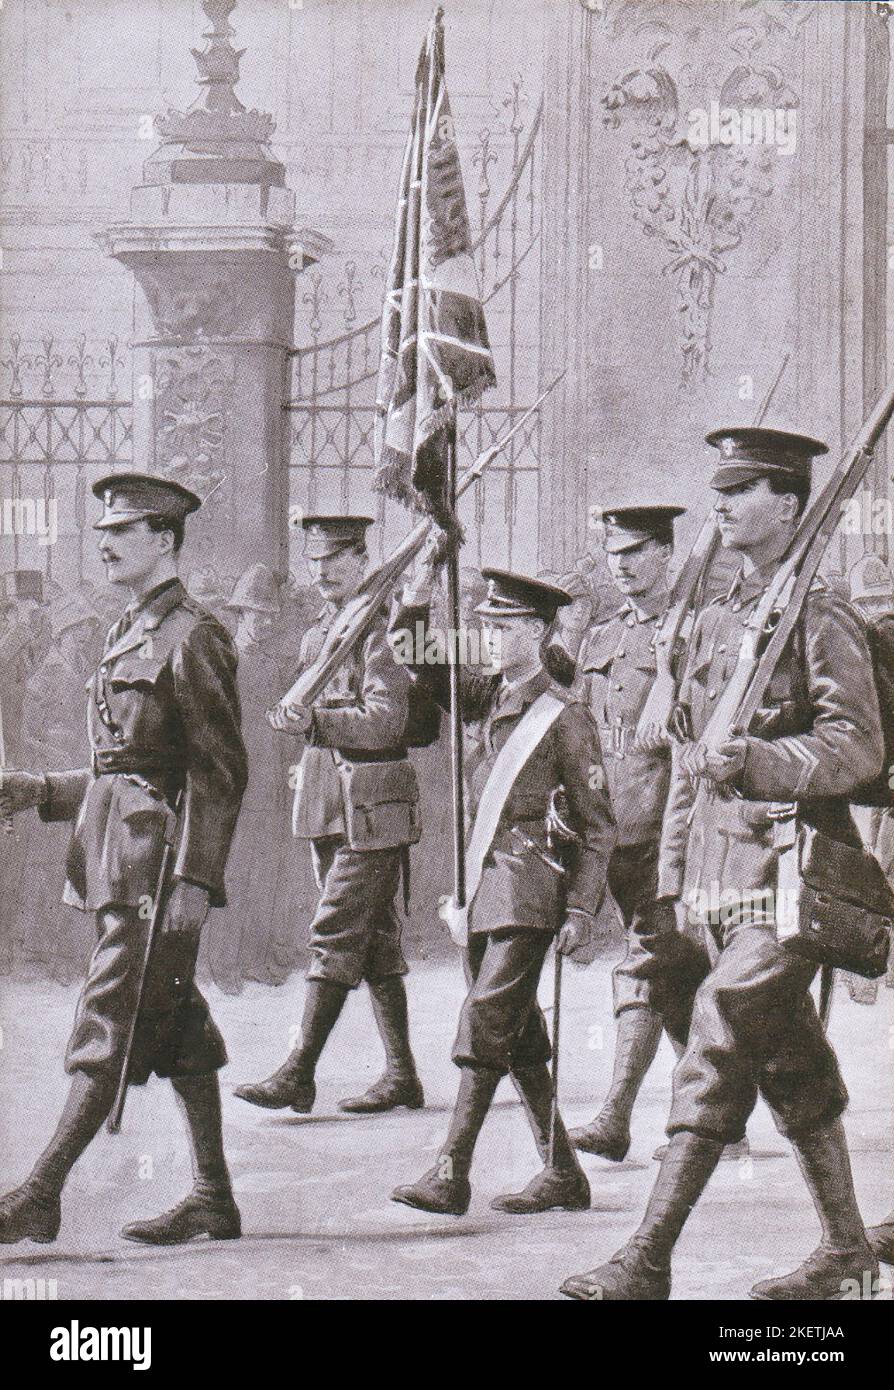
(390, 549), (616, 1218)
(0, 467), (248, 1249)
(236, 511), (428, 1119)
(301, 514), (375, 559)
(562, 424), (883, 1302)
(91, 472), (201, 530)
(705, 426), (827, 488)
(570, 504), (690, 1165)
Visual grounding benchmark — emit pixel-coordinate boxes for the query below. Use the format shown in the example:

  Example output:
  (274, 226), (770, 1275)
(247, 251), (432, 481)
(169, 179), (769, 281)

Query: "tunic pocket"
(341, 759), (421, 851)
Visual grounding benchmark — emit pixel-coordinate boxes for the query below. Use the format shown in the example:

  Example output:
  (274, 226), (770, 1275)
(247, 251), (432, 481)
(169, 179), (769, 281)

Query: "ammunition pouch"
(338, 756), (421, 852)
(785, 826), (893, 980)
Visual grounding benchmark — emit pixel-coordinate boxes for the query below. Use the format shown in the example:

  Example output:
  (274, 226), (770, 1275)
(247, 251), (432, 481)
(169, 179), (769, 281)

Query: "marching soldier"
(235, 516), (425, 1117)
(390, 555), (616, 1216)
(562, 428), (884, 1300)
(0, 473), (247, 1247)
(568, 506), (688, 1162)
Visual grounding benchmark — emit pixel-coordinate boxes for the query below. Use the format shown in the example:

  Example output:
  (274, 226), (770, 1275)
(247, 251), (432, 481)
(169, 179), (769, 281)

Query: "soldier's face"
(309, 546), (367, 605)
(713, 478), (797, 552)
(606, 539), (671, 598)
(481, 616), (544, 674)
(97, 520), (172, 587)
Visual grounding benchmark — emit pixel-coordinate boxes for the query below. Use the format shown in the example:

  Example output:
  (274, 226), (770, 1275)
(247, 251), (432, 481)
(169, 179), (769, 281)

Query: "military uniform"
(392, 570), (616, 1218)
(570, 505), (686, 1162)
(235, 516), (425, 1118)
(561, 427), (883, 1303)
(39, 574), (246, 1082)
(0, 474), (248, 1249)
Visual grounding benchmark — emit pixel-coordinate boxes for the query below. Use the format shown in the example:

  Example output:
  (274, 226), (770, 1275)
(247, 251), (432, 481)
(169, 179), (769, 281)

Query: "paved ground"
(1, 959), (891, 1301)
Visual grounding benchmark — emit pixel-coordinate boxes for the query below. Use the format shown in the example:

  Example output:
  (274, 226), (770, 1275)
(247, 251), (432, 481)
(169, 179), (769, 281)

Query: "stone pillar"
(96, 0), (330, 580)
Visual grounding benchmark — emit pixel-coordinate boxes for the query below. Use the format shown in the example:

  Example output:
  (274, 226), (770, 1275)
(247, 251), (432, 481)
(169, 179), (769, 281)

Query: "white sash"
(440, 691), (565, 946)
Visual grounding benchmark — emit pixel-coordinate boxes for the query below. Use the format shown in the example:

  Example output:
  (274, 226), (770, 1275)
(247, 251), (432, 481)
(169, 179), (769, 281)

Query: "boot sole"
(121, 1225), (242, 1246)
(390, 1192), (469, 1217)
(0, 1229), (58, 1245)
(338, 1098), (425, 1114)
(571, 1136), (629, 1162)
(492, 1195), (591, 1214)
(235, 1091), (314, 1114)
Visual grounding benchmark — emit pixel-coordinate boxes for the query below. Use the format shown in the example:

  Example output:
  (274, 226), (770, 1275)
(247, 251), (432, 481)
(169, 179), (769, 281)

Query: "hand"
(557, 913), (592, 957)
(701, 737), (747, 785)
(634, 722), (670, 753)
(163, 881), (211, 936)
(402, 529), (447, 606)
(267, 703), (313, 735)
(0, 770), (46, 818)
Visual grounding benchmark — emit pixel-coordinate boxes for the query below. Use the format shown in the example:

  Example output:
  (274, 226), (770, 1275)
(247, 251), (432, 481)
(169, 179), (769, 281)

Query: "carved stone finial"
(190, 0), (246, 116)
(148, 0), (281, 186)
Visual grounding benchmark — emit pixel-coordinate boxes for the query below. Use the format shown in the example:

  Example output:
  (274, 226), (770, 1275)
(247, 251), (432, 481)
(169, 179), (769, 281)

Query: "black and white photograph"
(0, 0), (892, 1336)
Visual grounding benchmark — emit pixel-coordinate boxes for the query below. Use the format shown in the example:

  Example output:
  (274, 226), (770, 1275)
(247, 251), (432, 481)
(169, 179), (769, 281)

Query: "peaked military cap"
(705, 427), (827, 490)
(92, 472), (201, 530)
(301, 515), (374, 560)
(599, 505), (685, 553)
(476, 568), (573, 622)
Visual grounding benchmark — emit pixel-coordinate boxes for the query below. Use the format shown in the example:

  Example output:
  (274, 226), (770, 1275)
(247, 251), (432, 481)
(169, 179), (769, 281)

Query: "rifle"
(275, 372), (566, 714)
(634, 355), (791, 744)
(107, 792), (183, 1135)
(699, 374), (894, 759)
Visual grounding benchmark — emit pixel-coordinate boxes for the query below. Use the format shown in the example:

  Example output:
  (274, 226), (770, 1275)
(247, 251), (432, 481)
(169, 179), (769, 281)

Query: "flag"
(374, 6), (496, 533)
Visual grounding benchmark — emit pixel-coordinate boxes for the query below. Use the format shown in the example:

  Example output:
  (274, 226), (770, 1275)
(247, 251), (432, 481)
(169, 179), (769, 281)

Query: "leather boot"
(492, 1063), (590, 1214)
(0, 1182), (61, 1245)
(0, 1071), (117, 1244)
(339, 976), (424, 1113)
(570, 1007), (663, 1161)
(392, 1065), (500, 1215)
(121, 1189), (241, 1245)
(750, 1120), (878, 1300)
(235, 980), (347, 1112)
(866, 1212), (894, 1267)
(560, 1131), (723, 1300)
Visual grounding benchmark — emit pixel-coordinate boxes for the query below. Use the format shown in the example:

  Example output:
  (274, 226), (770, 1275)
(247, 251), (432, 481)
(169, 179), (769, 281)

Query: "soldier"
(568, 506), (687, 1163)
(390, 559), (616, 1216)
(235, 515), (425, 1117)
(561, 428), (884, 1301)
(0, 473), (247, 1247)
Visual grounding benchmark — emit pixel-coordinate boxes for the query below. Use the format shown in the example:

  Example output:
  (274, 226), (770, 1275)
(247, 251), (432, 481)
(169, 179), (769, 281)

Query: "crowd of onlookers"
(2, 544), (893, 995)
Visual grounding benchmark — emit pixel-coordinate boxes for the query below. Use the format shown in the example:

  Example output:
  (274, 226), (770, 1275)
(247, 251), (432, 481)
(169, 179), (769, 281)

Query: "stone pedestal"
(95, 0), (330, 581)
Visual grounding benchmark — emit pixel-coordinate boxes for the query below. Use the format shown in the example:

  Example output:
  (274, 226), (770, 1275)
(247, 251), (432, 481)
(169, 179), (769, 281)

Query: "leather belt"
(336, 748), (409, 764)
(92, 747), (184, 778)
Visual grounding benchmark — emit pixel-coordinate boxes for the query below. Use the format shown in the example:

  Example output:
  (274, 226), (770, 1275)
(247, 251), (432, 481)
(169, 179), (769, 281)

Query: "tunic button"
(708, 689), (717, 700)
(717, 644), (726, 654)
(626, 616), (635, 627)
(614, 682), (623, 691)
(731, 601), (741, 613)
(617, 649), (626, 658)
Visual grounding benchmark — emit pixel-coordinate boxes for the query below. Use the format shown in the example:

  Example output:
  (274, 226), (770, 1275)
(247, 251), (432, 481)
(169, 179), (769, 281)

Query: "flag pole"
(446, 411), (467, 914)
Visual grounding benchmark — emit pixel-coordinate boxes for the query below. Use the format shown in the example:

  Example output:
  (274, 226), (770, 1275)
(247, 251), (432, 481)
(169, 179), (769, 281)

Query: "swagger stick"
(446, 414), (467, 917)
(107, 792), (183, 1134)
(548, 946), (563, 1168)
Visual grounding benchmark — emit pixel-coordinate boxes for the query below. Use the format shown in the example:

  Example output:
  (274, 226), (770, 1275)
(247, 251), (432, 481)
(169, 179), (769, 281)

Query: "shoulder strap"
(464, 691), (565, 909)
